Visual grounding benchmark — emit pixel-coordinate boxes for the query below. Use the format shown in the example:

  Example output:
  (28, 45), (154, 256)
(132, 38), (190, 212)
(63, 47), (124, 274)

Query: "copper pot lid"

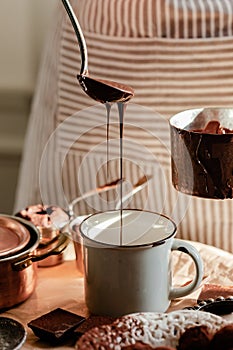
(0, 216), (31, 258)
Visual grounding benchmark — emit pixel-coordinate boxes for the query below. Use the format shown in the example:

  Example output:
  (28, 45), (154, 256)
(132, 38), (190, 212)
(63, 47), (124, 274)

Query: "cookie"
(75, 310), (228, 349)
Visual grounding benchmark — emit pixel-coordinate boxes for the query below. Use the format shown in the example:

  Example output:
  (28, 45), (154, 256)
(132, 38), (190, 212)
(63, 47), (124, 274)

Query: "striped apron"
(15, 0), (233, 252)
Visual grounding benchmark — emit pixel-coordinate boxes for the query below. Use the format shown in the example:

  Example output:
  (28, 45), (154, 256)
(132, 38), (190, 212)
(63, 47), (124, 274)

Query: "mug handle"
(169, 239), (204, 299)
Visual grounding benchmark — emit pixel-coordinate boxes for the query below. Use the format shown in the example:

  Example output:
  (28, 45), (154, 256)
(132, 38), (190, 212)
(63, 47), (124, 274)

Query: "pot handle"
(12, 233), (70, 271)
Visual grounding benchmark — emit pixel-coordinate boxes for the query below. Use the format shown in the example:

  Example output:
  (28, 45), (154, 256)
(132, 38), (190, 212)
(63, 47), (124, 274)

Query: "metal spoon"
(68, 178), (123, 219)
(68, 175), (152, 218)
(61, 0), (134, 103)
(115, 175), (153, 209)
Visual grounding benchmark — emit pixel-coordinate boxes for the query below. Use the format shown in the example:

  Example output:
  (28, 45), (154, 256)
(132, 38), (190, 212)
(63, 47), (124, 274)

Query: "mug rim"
(79, 209), (177, 249)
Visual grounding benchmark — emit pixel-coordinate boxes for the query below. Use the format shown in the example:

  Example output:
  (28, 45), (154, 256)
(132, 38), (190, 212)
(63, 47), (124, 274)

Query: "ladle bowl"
(61, 0), (134, 103)
(78, 75), (134, 104)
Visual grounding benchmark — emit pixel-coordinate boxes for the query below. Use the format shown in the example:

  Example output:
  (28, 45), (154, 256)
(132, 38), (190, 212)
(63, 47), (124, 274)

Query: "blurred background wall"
(0, 0), (57, 213)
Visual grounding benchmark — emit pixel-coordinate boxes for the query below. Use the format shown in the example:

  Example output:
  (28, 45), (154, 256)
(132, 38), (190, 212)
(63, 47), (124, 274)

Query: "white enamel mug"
(79, 209), (203, 317)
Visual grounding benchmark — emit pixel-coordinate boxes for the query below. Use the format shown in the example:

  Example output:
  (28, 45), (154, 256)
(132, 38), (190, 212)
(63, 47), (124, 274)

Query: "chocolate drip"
(118, 102), (125, 246)
(171, 127), (233, 199)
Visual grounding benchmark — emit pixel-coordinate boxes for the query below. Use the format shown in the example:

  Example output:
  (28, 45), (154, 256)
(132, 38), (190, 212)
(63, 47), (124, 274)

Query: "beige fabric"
(15, 0), (233, 252)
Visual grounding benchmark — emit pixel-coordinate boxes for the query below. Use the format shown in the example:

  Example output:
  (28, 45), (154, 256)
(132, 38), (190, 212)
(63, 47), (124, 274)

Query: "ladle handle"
(61, 0), (88, 75)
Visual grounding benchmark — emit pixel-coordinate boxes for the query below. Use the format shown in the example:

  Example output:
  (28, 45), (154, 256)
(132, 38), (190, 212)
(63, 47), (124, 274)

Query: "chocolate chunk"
(192, 120), (233, 134)
(28, 308), (85, 344)
(203, 120), (222, 134)
(177, 325), (212, 350)
(210, 325), (233, 350)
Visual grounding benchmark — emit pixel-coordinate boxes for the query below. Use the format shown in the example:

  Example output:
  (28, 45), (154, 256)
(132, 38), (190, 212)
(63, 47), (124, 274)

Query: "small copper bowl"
(15, 204), (70, 267)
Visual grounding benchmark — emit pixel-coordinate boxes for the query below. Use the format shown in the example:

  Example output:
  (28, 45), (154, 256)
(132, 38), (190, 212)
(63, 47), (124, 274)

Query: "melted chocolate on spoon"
(78, 75), (134, 104)
(61, 0), (135, 245)
(118, 102), (125, 245)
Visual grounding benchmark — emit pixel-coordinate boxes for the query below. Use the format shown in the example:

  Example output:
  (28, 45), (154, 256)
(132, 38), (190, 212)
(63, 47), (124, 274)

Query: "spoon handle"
(61, 0), (88, 75)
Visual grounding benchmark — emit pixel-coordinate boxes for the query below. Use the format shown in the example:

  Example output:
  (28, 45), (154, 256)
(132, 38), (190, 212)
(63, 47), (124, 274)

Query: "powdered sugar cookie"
(75, 310), (228, 349)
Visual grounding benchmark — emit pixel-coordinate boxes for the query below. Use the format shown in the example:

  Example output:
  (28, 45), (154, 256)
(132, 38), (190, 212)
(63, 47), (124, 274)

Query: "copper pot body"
(0, 259), (37, 310)
(0, 215), (70, 310)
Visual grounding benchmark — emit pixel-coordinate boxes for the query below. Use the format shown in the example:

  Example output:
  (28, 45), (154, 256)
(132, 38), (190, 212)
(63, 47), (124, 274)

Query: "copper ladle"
(61, 0), (134, 103)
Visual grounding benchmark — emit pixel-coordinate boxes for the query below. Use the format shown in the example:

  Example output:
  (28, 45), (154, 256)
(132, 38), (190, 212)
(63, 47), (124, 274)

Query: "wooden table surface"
(1, 240), (233, 349)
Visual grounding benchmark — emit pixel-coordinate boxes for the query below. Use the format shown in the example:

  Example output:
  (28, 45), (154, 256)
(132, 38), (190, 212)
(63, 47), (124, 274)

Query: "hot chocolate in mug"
(79, 209), (203, 317)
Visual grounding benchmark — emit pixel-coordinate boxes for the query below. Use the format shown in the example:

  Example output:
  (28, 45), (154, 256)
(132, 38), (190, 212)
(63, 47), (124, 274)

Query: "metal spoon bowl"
(61, 0), (134, 103)
(68, 175), (152, 219)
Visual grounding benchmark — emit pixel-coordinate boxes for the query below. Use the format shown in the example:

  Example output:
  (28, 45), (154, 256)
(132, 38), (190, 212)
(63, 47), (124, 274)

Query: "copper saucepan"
(0, 214), (69, 310)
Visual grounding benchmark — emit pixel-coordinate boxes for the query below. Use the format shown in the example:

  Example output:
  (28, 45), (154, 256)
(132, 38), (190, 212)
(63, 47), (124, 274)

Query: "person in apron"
(15, 0), (233, 252)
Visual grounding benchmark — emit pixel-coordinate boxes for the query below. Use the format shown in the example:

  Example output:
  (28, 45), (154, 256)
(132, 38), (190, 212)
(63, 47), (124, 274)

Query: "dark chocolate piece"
(210, 325), (233, 350)
(177, 325), (212, 350)
(192, 120), (233, 134)
(28, 308), (85, 344)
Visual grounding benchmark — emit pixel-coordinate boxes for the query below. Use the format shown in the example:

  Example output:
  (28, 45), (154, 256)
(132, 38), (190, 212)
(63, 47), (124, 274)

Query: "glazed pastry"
(122, 342), (154, 349)
(122, 343), (175, 349)
(75, 311), (227, 349)
(75, 315), (116, 337)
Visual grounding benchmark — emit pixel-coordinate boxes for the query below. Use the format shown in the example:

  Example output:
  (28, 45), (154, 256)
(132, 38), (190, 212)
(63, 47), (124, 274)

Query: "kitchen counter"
(1, 241), (233, 349)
